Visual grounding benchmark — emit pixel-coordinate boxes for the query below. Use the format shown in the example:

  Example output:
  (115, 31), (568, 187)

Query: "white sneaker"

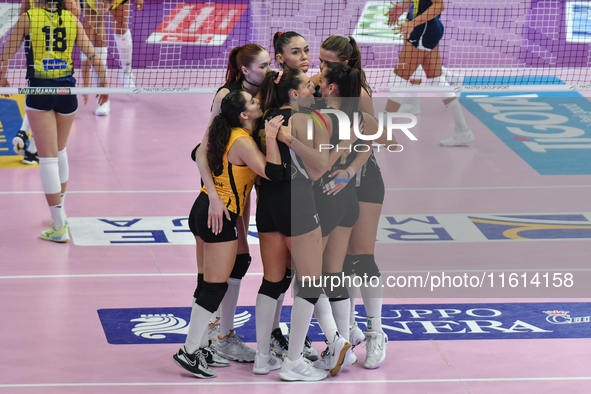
(95, 100), (111, 116)
(343, 347), (358, 368)
(253, 351), (282, 375)
(349, 322), (365, 346)
(440, 129), (475, 146)
(303, 336), (318, 361)
(399, 99), (421, 115)
(212, 330), (256, 363)
(364, 331), (387, 369)
(207, 318), (220, 342)
(313, 347), (331, 370)
(120, 69), (136, 88)
(327, 334), (351, 376)
(279, 355), (328, 381)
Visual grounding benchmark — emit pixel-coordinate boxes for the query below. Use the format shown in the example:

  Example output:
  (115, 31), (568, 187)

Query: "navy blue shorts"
(407, 16), (444, 51)
(25, 79), (78, 115)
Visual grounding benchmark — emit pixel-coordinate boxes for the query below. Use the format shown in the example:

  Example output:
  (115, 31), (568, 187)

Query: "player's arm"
(196, 89), (232, 233)
(230, 138), (269, 180)
(358, 88), (375, 117)
(0, 13), (29, 87)
(75, 19), (109, 104)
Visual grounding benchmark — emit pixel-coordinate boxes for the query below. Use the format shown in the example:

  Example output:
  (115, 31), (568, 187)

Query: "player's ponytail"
(207, 90), (247, 172)
(324, 62), (361, 120)
(259, 68), (302, 114)
(321, 35), (371, 96)
(56, 0), (65, 25)
(224, 44), (266, 88)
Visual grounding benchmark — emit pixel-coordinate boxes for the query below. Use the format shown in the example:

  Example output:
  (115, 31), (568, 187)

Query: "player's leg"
(386, 41), (424, 113)
(28, 109), (69, 241)
(112, 2), (135, 88)
(254, 231), (288, 374)
(176, 240), (237, 379)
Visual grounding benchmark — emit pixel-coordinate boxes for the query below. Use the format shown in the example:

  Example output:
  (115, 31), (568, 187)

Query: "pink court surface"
(2, 91), (591, 393)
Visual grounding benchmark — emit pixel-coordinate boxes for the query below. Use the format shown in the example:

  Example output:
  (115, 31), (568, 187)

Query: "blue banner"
(98, 302), (591, 345)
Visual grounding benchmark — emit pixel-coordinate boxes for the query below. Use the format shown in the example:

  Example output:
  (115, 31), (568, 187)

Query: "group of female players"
(0, 0), (468, 382)
(177, 29), (393, 381)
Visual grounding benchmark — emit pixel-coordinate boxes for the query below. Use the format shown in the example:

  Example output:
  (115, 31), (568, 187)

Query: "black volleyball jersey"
(254, 107), (310, 182)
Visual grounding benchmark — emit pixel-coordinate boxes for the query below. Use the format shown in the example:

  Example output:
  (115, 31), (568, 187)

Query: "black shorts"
(357, 175), (385, 204)
(314, 185), (360, 237)
(25, 79), (78, 115)
(256, 179), (320, 237)
(407, 16), (444, 51)
(189, 193), (239, 243)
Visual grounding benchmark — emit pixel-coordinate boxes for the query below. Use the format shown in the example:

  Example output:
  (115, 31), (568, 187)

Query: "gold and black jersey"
(25, 8), (77, 79)
(200, 127), (257, 216)
(85, 0), (128, 15)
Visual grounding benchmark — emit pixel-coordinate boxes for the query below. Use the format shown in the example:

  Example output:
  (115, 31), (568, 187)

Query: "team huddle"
(0, 0), (471, 383)
(181, 32), (388, 382)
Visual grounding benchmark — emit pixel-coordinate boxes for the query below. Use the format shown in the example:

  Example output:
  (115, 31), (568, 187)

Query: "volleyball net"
(1, 0), (591, 94)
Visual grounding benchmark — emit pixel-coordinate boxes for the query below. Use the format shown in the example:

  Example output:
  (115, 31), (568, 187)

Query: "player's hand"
(265, 114), (284, 139)
(135, 0), (144, 10)
(97, 94), (109, 106)
(323, 169), (350, 195)
(385, 2), (407, 27)
(208, 194), (231, 235)
(394, 21), (414, 40)
(277, 116), (292, 147)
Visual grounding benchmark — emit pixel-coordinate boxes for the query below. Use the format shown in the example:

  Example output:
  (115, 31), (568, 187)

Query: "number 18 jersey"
(26, 8), (77, 80)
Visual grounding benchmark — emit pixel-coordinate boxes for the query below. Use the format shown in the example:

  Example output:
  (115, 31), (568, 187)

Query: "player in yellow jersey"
(12, 0), (80, 165)
(0, 0), (109, 242)
(80, 0), (143, 116)
(174, 89), (286, 379)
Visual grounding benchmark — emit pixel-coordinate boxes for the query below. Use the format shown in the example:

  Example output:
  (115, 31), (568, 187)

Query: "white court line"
(2, 268), (591, 280)
(1, 184), (591, 195)
(1, 377), (591, 388)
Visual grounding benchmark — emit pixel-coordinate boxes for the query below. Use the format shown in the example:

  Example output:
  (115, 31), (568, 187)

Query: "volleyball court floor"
(1, 90), (591, 393)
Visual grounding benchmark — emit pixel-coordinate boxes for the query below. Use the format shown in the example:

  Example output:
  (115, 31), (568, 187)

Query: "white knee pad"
(388, 73), (410, 104)
(39, 157), (62, 195)
(58, 148), (69, 184)
(425, 75), (457, 99)
(114, 29), (133, 70)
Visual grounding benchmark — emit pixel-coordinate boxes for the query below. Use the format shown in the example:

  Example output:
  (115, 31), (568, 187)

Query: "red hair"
(225, 44), (266, 86)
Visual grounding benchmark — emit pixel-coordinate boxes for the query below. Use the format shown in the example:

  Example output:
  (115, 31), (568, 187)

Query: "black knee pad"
(196, 281), (229, 313)
(230, 253), (251, 279)
(258, 278), (284, 300)
(193, 273), (204, 300)
(343, 254), (355, 276)
(281, 268), (293, 293)
(323, 271), (349, 301)
(295, 278), (323, 304)
(352, 254), (381, 282)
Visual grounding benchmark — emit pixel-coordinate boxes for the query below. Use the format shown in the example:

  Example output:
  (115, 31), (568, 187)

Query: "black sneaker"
(12, 130), (28, 155)
(23, 150), (39, 165)
(173, 346), (217, 378)
(270, 328), (289, 358)
(203, 343), (230, 367)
